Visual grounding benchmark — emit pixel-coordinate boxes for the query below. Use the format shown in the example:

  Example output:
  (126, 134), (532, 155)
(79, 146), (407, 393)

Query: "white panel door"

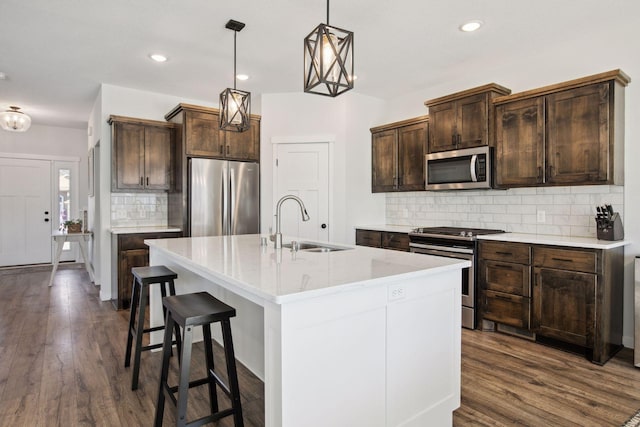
(0, 158), (52, 266)
(274, 143), (329, 242)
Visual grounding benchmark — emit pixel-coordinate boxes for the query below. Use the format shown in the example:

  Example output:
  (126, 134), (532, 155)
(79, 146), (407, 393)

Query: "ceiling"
(0, 0), (623, 129)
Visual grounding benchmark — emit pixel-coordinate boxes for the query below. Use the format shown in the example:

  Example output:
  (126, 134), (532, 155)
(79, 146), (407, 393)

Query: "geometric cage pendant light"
(220, 19), (251, 132)
(0, 106), (32, 132)
(303, 0), (354, 97)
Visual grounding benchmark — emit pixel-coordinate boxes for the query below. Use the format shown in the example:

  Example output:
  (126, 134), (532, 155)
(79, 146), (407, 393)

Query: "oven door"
(410, 243), (475, 328)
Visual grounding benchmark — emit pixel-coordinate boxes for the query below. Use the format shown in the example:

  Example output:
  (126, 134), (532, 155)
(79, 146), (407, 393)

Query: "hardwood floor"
(1, 265), (639, 426)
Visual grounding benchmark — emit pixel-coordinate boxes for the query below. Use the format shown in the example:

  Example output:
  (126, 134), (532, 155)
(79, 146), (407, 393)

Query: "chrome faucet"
(272, 195), (310, 249)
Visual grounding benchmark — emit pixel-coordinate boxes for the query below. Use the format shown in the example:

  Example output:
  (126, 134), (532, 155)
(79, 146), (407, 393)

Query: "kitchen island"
(145, 234), (470, 427)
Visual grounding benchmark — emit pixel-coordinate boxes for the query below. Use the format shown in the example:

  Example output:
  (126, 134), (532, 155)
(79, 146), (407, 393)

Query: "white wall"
(260, 92), (386, 244)
(384, 12), (639, 347)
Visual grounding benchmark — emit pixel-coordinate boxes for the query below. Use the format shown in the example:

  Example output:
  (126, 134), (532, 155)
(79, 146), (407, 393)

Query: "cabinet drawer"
(356, 230), (382, 248)
(534, 247), (597, 273)
(480, 241), (530, 264)
(481, 260), (531, 297)
(382, 232), (409, 252)
(482, 290), (530, 329)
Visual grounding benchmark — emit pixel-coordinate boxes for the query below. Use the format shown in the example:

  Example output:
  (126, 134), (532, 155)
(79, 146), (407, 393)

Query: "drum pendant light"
(303, 0), (354, 97)
(220, 20), (251, 132)
(0, 106), (32, 132)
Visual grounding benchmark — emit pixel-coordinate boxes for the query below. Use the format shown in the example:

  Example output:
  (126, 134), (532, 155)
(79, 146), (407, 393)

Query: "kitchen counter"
(477, 232), (630, 249)
(110, 226), (182, 234)
(355, 224), (414, 233)
(146, 234), (468, 427)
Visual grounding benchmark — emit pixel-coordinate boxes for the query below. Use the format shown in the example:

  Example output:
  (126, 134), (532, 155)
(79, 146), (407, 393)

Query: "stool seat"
(162, 292), (236, 327)
(155, 291), (244, 427)
(132, 265), (178, 284)
(125, 265), (181, 391)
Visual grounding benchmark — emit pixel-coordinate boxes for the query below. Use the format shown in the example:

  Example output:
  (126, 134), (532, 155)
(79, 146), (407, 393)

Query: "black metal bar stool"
(154, 291), (244, 427)
(125, 265), (182, 390)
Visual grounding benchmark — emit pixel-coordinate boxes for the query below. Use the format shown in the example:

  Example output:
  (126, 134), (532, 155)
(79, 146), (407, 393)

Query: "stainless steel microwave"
(425, 146), (492, 190)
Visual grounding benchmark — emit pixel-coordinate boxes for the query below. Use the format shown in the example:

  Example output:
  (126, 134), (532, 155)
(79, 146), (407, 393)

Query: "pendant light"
(220, 19), (251, 132)
(0, 106), (32, 132)
(303, 0), (354, 97)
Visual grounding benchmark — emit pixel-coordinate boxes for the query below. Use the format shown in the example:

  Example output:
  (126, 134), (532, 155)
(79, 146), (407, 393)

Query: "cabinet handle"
(220, 144), (224, 154)
(495, 251), (513, 256)
(458, 134), (462, 145)
(452, 134), (456, 147)
(140, 177), (143, 186)
(493, 293), (514, 301)
(551, 257), (572, 263)
(146, 177), (149, 186)
(398, 176), (403, 186)
(494, 263), (514, 269)
(227, 145), (229, 155)
(537, 166), (543, 181)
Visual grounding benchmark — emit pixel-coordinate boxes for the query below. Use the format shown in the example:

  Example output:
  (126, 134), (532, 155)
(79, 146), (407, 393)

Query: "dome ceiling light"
(0, 106), (32, 132)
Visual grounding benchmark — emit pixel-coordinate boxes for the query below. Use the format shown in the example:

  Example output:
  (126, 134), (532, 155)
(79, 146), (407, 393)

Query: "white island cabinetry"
(146, 234), (468, 427)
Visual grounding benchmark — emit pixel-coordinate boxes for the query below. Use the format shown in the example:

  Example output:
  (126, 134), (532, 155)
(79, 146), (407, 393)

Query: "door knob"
(321, 223), (327, 229)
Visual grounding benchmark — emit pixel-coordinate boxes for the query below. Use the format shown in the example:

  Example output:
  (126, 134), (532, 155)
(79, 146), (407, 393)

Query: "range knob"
(459, 231), (466, 237)
(466, 231), (473, 237)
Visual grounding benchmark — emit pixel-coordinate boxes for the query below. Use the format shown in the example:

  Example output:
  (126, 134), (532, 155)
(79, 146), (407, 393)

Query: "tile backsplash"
(386, 185), (624, 238)
(111, 193), (168, 227)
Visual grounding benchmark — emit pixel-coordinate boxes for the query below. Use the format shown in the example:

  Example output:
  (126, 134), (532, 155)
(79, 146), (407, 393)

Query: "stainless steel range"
(408, 226), (506, 329)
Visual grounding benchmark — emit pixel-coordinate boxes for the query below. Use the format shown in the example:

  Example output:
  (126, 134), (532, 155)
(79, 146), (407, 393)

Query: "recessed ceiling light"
(149, 53), (168, 63)
(0, 72), (6, 80)
(459, 20), (483, 32)
(236, 74), (249, 81)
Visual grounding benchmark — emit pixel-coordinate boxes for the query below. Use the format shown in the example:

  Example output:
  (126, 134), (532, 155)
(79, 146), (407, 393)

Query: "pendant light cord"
(326, 0), (330, 25)
(233, 30), (237, 90)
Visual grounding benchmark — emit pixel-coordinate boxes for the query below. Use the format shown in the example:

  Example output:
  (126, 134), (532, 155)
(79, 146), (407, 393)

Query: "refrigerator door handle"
(230, 166), (236, 235)
(222, 163), (229, 235)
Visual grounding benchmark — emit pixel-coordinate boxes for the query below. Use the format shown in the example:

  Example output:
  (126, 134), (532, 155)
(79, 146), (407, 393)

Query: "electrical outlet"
(537, 210), (546, 223)
(389, 285), (406, 301)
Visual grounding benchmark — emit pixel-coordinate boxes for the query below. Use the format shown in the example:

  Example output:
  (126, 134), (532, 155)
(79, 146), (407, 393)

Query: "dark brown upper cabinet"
(425, 84), (511, 153)
(109, 116), (175, 192)
(370, 116), (428, 192)
(166, 103), (260, 162)
(494, 70), (629, 188)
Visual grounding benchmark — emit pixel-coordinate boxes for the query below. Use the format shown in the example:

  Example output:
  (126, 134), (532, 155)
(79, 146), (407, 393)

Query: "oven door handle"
(470, 154), (478, 182)
(410, 243), (474, 257)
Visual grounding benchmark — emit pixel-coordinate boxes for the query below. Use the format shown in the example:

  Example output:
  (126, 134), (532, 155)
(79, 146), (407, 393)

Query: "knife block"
(596, 213), (624, 241)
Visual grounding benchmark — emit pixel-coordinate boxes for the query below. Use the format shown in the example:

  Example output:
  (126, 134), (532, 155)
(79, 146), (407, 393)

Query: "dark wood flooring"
(1, 265), (639, 426)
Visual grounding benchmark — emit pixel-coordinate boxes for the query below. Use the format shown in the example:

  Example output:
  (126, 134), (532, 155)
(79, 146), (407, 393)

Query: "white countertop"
(110, 226), (182, 234)
(478, 232), (630, 249)
(356, 224), (414, 233)
(145, 234), (470, 304)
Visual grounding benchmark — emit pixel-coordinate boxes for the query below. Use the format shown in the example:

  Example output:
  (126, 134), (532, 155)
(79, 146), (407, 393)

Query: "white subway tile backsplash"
(111, 193), (168, 228)
(386, 185), (623, 238)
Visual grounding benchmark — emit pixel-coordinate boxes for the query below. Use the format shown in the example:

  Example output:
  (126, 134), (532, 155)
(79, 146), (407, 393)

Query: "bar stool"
(125, 265), (182, 391)
(154, 291), (244, 427)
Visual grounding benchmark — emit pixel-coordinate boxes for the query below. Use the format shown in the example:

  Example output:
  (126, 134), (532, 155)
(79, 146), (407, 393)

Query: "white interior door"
(274, 142), (329, 241)
(0, 158), (52, 266)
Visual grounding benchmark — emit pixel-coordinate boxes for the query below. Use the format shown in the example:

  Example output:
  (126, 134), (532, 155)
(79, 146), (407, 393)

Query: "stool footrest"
(209, 369), (231, 397)
(186, 409), (235, 427)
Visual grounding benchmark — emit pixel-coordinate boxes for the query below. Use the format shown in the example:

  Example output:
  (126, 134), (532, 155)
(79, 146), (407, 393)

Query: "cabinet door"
(456, 93), (488, 149)
(355, 229), (382, 248)
(495, 98), (545, 187)
(119, 248), (149, 310)
(532, 267), (596, 347)
(546, 83), (610, 184)
(144, 126), (173, 190)
(397, 122), (427, 191)
(113, 122), (145, 190)
(382, 232), (409, 252)
(225, 118), (260, 161)
(185, 110), (224, 157)
(371, 130), (397, 192)
(428, 101), (457, 153)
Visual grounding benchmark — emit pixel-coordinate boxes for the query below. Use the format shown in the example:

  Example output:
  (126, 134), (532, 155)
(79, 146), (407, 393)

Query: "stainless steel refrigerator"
(189, 158), (260, 237)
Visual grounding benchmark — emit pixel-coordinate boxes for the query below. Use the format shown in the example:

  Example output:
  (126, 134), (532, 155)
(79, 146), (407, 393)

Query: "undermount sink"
(282, 241), (351, 252)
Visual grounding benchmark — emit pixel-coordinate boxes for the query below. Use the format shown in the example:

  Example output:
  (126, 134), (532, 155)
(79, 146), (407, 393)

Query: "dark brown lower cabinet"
(355, 229), (409, 252)
(479, 240), (623, 365)
(112, 231), (182, 310)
